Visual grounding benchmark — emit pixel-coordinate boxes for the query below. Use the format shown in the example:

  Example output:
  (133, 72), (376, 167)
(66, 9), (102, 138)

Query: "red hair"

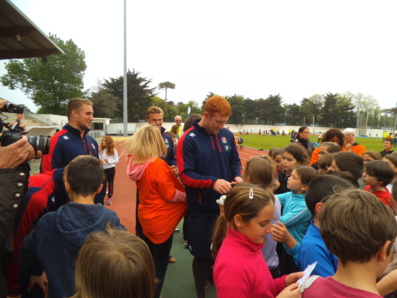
(204, 96), (231, 117)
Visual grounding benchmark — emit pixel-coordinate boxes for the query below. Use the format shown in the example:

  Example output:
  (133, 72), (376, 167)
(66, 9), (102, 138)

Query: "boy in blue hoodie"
(20, 155), (124, 298)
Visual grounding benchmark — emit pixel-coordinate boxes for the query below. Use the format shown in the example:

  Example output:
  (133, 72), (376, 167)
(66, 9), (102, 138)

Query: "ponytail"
(212, 215), (227, 260)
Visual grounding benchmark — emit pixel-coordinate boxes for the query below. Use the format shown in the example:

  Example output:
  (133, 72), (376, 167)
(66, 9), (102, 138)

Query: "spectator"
(172, 115), (183, 137)
(212, 184), (302, 298)
(310, 128), (345, 165)
(99, 135), (119, 205)
(125, 125), (187, 298)
(380, 139), (394, 157)
(343, 128), (366, 156)
(72, 224), (156, 298)
(294, 126), (316, 158)
(0, 136), (40, 297)
(20, 156), (124, 298)
(362, 151), (382, 165)
(301, 189), (397, 297)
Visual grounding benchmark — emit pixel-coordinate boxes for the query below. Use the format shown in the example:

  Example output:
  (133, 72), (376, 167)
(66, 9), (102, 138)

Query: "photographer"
(0, 99), (42, 297)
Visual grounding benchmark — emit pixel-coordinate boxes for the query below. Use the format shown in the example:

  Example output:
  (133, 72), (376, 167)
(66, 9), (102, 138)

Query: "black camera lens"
(27, 136), (50, 155)
(3, 102), (24, 114)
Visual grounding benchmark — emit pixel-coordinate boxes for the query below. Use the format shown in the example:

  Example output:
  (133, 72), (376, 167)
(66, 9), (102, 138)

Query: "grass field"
(236, 134), (387, 152)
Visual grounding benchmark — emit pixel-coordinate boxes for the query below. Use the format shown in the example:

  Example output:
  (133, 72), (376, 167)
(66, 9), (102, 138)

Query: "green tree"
(1, 34), (86, 114)
(300, 94), (323, 125)
(243, 98), (258, 124)
(102, 70), (156, 122)
(226, 94), (244, 124)
(176, 101), (201, 120)
(257, 94), (284, 125)
(158, 81), (175, 101)
(285, 103), (305, 125)
(89, 86), (120, 118)
(320, 93), (355, 127)
(152, 96), (177, 120)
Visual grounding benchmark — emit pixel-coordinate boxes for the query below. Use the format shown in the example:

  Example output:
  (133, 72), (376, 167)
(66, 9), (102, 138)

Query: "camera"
(1, 101), (24, 114)
(0, 100), (50, 155)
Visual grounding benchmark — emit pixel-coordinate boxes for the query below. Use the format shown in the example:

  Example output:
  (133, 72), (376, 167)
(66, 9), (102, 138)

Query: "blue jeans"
(142, 233), (173, 298)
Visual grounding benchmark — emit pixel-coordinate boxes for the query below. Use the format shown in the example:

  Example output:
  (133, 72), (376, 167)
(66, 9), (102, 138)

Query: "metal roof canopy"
(0, 0), (64, 59)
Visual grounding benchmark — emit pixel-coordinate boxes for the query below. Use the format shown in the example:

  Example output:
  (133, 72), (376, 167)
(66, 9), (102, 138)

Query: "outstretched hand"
(271, 221), (297, 249)
(213, 179), (232, 194)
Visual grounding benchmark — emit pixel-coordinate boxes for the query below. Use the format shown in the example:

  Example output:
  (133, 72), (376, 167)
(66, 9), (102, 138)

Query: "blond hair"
(145, 106), (164, 119)
(123, 125), (166, 163)
(66, 98), (92, 119)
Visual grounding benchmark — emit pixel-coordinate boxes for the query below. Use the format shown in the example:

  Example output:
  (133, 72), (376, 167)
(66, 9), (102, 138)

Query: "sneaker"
(107, 198), (112, 205)
(183, 240), (188, 249)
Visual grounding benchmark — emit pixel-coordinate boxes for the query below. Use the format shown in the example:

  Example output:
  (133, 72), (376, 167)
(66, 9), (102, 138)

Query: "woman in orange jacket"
(125, 124), (187, 298)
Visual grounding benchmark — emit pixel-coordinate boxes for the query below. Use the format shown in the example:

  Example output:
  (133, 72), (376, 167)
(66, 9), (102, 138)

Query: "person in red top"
(212, 183), (302, 298)
(125, 124), (187, 298)
(362, 160), (396, 213)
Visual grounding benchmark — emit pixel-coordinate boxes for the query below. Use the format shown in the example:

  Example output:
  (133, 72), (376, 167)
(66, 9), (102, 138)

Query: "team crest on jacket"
(164, 138), (170, 147)
(221, 137), (227, 144)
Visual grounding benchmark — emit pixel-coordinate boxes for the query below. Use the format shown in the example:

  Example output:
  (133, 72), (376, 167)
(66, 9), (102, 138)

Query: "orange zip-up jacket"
(134, 158), (187, 244)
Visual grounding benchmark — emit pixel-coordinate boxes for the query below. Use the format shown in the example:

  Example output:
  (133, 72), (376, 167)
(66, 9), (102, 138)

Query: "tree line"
(2, 35), (396, 129)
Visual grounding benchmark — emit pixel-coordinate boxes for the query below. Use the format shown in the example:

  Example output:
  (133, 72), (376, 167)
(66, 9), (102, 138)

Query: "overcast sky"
(1, 0), (396, 113)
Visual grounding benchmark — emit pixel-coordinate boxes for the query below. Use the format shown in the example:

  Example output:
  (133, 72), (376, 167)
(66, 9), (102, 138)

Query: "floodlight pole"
(123, 0), (128, 136)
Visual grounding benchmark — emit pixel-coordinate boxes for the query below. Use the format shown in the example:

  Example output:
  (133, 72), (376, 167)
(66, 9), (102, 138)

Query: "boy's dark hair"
(363, 151), (382, 161)
(164, 131), (177, 139)
(183, 113), (202, 132)
(383, 154), (397, 169)
(268, 147), (283, 159)
(384, 138), (395, 145)
(243, 156), (276, 189)
(365, 160), (394, 186)
(294, 166), (318, 186)
(332, 151), (364, 181)
(305, 175), (353, 217)
(64, 156), (104, 197)
(320, 142), (341, 154)
(318, 154), (333, 170)
(319, 189), (397, 267)
(283, 143), (310, 166)
(330, 171), (360, 188)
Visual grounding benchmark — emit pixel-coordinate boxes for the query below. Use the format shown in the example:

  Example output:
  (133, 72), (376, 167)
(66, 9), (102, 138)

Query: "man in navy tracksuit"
(40, 98), (102, 204)
(40, 98), (99, 173)
(177, 96), (242, 298)
(145, 106), (176, 166)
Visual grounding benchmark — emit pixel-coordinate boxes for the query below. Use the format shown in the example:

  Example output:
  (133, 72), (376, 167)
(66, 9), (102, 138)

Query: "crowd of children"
(7, 119), (397, 298)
